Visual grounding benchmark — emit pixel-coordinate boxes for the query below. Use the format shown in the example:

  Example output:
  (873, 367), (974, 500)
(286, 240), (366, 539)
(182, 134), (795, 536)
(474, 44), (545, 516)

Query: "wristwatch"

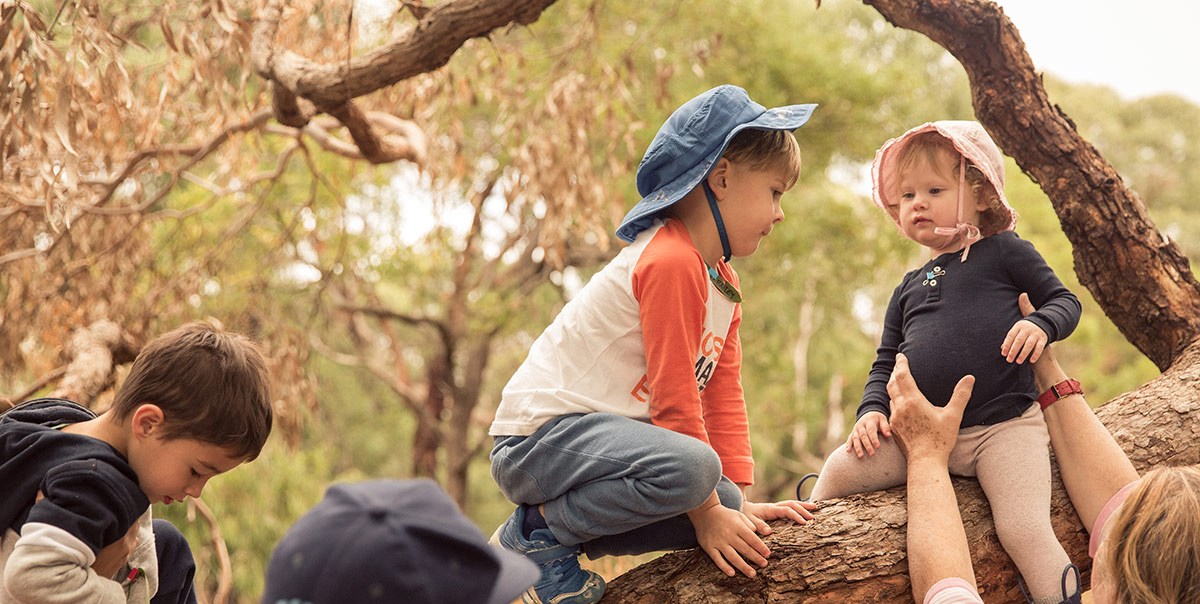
(1037, 378), (1083, 410)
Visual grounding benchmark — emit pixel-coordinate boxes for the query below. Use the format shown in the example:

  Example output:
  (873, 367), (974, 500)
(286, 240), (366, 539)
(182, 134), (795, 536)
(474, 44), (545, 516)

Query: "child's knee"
(671, 443), (722, 508)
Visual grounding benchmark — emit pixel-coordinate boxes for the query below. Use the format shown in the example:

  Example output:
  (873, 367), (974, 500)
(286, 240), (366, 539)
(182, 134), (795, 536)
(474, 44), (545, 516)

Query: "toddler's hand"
(845, 411), (891, 458)
(741, 500), (816, 535)
(1001, 319), (1048, 364)
(689, 503), (770, 578)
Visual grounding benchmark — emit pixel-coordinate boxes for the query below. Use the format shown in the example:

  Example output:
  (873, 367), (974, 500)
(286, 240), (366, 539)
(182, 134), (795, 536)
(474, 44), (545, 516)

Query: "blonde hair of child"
(1100, 465), (1200, 604)
(894, 131), (1013, 236)
(723, 128), (802, 189)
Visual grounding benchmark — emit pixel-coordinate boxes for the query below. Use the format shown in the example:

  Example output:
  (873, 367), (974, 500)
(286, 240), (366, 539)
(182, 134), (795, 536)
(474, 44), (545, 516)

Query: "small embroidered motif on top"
(709, 267), (742, 303)
(923, 265), (946, 287)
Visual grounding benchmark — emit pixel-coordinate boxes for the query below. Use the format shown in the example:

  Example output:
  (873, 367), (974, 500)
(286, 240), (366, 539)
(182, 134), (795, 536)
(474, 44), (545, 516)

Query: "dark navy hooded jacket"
(0, 398), (148, 555)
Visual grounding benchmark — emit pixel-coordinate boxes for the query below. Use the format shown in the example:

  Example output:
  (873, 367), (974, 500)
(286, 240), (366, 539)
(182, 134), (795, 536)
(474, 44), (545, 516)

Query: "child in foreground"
(489, 85), (819, 603)
(808, 121), (1083, 604)
(1, 322), (273, 604)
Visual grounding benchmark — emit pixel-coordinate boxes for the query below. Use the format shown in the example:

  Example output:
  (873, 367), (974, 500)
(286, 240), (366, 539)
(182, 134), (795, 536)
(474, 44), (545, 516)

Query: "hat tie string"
(933, 154), (981, 262)
(703, 181), (732, 263)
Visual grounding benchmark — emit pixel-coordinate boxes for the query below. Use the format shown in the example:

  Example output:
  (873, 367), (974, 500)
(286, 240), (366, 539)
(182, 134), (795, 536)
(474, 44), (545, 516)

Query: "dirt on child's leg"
(809, 438), (907, 501)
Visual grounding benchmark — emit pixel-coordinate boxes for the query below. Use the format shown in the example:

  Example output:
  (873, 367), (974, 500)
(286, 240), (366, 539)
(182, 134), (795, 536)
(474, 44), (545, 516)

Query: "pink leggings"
(811, 403), (1072, 602)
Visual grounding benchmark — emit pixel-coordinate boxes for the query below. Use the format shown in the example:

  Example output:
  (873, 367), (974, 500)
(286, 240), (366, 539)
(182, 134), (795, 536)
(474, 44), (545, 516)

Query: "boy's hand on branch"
(689, 502), (770, 578)
(845, 410), (891, 458)
(1001, 318), (1048, 364)
(741, 500), (816, 534)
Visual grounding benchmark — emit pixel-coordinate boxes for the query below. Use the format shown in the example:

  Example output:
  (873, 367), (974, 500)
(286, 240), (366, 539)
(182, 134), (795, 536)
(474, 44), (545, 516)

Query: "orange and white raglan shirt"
(489, 218), (754, 486)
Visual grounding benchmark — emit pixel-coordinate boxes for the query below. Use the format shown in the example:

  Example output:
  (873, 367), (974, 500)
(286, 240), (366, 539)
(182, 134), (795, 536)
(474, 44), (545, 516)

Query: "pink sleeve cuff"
(1089, 480), (1139, 558)
(924, 578), (983, 604)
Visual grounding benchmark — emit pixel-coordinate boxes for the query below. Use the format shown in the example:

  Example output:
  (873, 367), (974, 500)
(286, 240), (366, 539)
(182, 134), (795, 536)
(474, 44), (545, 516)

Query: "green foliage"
(129, 1), (1187, 599)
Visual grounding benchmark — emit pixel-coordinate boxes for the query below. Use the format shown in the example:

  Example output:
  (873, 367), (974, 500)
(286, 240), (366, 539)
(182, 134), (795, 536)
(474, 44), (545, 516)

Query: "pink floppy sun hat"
(870, 121), (1017, 261)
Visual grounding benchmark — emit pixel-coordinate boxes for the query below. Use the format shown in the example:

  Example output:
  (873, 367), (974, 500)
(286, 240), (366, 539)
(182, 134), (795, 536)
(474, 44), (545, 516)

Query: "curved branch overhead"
(251, 0), (560, 164)
(863, 0), (1200, 371)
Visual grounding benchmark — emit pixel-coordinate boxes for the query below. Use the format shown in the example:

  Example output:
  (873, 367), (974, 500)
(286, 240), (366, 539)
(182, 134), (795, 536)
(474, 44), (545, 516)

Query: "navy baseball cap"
(616, 85), (817, 243)
(261, 479), (539, 604)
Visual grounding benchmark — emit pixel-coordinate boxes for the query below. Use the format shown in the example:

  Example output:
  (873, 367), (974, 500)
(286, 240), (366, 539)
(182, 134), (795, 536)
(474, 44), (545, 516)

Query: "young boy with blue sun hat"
(488, 84), (820, 603)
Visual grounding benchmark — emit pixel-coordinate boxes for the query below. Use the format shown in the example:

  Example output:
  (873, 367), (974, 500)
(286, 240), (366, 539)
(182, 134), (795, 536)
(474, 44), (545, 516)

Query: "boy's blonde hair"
(1101, 465), (1200, 604)
(723, 128), (802, 188)
(113, 322), (273, 460)
(894, 131), (1013, 236)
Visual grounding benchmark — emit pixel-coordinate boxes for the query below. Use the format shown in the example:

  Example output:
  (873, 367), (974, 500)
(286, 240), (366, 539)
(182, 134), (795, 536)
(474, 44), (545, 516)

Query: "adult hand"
(887, 353), (974, 464)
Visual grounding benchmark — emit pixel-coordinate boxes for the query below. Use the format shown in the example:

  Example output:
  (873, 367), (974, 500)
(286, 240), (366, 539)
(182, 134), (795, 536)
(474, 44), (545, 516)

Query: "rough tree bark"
(600, 0), (1200, 602)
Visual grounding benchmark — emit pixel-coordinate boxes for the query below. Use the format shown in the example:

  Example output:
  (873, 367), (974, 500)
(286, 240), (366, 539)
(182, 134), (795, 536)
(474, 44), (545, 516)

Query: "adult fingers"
(945, 374), (975, 420)
(1018, 292), (1036, 317)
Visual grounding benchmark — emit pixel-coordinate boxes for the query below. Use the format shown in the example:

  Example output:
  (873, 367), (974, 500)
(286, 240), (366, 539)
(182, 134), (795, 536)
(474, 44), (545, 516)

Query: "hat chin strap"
(703, 182), (733, 263)
(933, 154), (982, 262)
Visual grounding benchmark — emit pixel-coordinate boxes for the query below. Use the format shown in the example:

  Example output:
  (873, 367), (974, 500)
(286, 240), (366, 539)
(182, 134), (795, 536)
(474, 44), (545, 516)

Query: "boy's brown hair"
(723, 128), (803, 189)
(895, 131), (1014, 236)
(112, 322), (273, 460)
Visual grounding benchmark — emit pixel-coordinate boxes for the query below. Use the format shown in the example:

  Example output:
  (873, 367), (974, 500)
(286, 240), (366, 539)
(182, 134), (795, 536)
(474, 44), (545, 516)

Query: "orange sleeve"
(631, 233), (711, 446)
(701, 297), (753, 485)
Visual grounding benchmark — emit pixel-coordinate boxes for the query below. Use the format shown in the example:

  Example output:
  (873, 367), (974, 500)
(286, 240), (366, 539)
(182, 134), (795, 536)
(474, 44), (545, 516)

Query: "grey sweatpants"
(811, 402), (1072, 602)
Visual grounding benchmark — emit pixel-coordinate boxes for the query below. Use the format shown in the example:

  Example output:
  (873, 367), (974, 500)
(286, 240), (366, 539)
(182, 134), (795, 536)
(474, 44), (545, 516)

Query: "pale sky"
(992, 0), (1200, 106)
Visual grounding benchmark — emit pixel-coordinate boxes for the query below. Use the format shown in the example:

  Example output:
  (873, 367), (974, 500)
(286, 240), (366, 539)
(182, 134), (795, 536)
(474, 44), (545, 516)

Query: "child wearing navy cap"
(261, 479), (539, 604)
(488, 85), (819, 603)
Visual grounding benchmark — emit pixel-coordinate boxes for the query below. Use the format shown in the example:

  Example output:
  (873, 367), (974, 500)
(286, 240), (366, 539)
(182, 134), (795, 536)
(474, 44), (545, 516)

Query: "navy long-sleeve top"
(857, 231), (1082, 428)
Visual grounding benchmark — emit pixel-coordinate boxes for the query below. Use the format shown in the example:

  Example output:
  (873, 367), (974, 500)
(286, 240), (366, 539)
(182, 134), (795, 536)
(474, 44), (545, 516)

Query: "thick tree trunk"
(602, 1), (1200, 601)
(600, 342), (1200, 603)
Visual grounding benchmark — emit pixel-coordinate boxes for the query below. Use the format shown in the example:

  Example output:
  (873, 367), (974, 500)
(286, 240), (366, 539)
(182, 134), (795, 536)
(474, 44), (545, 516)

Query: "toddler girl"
(809, 121), (1083, 604)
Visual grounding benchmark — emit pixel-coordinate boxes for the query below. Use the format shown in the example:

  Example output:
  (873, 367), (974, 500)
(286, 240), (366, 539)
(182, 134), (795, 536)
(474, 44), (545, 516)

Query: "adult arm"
(887, 354), (978, 602)
(1019, 294), (1139, 529)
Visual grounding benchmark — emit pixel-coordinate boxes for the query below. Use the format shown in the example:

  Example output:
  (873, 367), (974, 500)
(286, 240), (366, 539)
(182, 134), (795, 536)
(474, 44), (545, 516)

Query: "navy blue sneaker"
(490, 505), (605, 604)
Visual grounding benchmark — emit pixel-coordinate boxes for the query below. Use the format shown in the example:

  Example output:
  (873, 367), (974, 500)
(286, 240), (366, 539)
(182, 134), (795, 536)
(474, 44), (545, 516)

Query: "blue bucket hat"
(616, 85), (817, 256)
(262, 479), (539, 604)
